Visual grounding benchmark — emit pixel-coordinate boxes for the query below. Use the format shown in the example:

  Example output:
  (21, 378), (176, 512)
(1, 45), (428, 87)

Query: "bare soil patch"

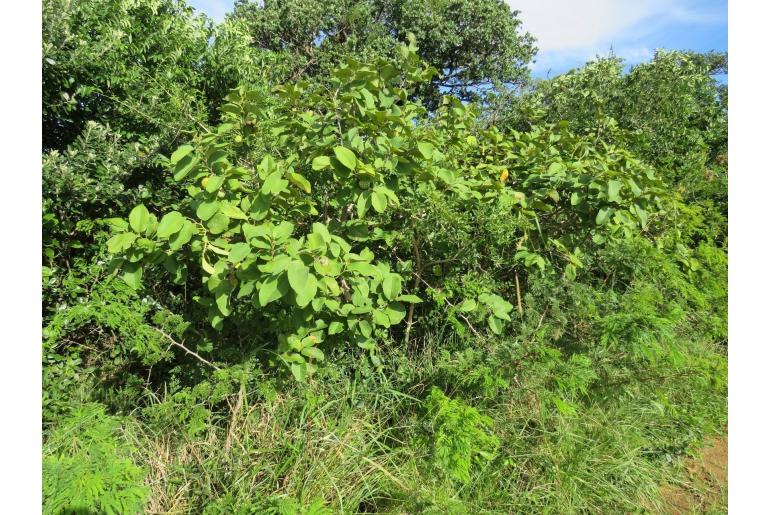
(658, 433), (728, 514)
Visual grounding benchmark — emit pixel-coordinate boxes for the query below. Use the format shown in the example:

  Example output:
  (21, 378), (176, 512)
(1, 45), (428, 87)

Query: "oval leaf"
(156, 211), (185, 239)
(287, 261), (310, 294)
(129, 205), (151, 233)
(170, 145), (193, 165)
(333, 146), (357, 170)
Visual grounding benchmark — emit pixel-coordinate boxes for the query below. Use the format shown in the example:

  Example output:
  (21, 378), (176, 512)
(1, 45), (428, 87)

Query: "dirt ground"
(658, 433), (728, 514)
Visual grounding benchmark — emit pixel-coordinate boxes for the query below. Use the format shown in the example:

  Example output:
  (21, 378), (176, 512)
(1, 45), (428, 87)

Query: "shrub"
(425, 387), (498, 483)
(105, 38), (664, 380)
(43, 404), (148, 514)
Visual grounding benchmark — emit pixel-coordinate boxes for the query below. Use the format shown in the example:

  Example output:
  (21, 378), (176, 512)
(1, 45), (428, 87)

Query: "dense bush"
(42, 0), (727, 512)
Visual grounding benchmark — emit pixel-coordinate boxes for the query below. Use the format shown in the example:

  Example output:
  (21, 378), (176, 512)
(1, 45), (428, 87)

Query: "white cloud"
(510, 0), (673, 52)
(616, 46), (654, 62)
(509, 0), (724, 74)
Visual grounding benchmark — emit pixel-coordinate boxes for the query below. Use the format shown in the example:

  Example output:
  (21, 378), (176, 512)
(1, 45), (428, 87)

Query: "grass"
(101, 331), (727, 514)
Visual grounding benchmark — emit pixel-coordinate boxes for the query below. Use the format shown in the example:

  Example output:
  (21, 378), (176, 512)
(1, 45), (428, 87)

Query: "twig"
(291, 55), (318, 81)
(404, 232), (422, 345)
(515, 271), (524, 315)
(395, 255), (481, 338)
(153, 327), (220, 370)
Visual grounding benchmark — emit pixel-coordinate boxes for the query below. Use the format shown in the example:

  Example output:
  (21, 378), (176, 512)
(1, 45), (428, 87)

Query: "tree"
(228, 0), (536, 106)
(43, 0), (212, 151)
(498, 50), (727, 225)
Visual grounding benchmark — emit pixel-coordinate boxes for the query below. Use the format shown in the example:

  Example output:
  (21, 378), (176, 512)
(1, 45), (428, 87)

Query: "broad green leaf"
(385, 302), (406, 325)
(201, 254), (217, 275)
(457, 299), (477, 312)
(204, 175), (225, 193)
(262, 170), (288, 195)
(607, 180), (622, 202)
(220, 103), (240, 115)
(570, 192), (583, 206)
(491, 296), (513, 319)
(358, 319), (373, 338)
(290, 362), (307, 382)
(357, 192), (370, 218)
(228, 242), (251, 263)
(259, 274), (288, 306)
(417, 141), (434, 159)
(169, 221), (195, 250)
(347, 261), (379, 277)
(220, 203), (248, 220)
(103, 218), (128, 232)
(259, 155), (277, 177)
(382, 273), (402, 300)
(207, 150), (228, 169)
(372, 310), (391, 326)
(287, 261), (310, 294)
(634, 204), (649, 227)
(294, 274), (318, 307)
(215, 287), (231, 316)
(595, 207), (611, 225)
(547, 162), (566, 174)
(307, 232), (326, 250)
(206, 212), (230, 234)
(328, 321), (344, 335)
(564, 263), (577, 281)
(312, 222), (331, 243)
(173, 154), (198, 181)
(287, 172), (311, 193)
(487, 315), (503, 334)
(301, 346), (325, 361)
(272, 221), (294, 241)
(333, 146), (357, 170)
(170, 145), (193, 164)
(356, 338), (375, 350)
(208, 307), (224, 331)
(156, 211), (185, 238)
(396, 294), (422, 303)
(249, 193), (272, 221)
(129, 204), (151, 233)
(106, 232), (137, 254)
(312, 156), (330, 170)
(122, 262), (143, 290)
(317, 277), (338, 298)
(371, 190), (387, 213)
(196, 200), (220, 221)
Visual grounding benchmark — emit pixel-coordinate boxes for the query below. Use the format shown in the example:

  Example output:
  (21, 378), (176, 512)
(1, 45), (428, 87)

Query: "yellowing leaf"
(288, 172), (311, 193)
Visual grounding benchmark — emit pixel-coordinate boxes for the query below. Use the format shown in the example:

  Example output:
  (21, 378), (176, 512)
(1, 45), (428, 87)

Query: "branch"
(396, 255), (481, 339)
(153, 327), (220, 370)
(404, 232), (422, 345)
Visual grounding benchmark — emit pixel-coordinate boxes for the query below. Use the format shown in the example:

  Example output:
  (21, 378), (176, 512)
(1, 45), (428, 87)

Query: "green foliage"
(425, 387), (499, 483)
(106, 39), (665, 381)
(501, 50), (727, 240)
(43, 404), (149, 514)
(229, 0), (536, 105)
(43, 0), (211, 151)
(42, 1), (727, 513)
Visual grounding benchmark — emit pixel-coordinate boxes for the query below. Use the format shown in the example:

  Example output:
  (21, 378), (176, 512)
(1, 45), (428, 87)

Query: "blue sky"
(188, 0), (727, 78)
(511, 0), (727, 78)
